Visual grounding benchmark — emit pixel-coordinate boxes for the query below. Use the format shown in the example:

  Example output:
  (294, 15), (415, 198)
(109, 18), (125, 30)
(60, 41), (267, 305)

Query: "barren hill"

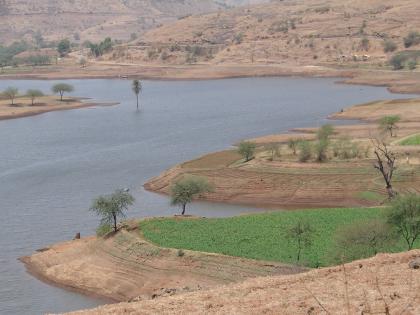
(104, 0), (420, 68)
(0, 0), (266, 44)
(67, 250), (420, 314)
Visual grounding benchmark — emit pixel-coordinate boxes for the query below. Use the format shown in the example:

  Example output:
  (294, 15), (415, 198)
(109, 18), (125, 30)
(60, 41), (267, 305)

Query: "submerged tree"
(90, 189), (135, 232)
(286, 220), (314, 263)
(26, 89), (44, 106)
(132, 79), (142, 110)
(372, 139), (397, 199)
(170, 176), (213, 215)
(52, 83), (74, 101)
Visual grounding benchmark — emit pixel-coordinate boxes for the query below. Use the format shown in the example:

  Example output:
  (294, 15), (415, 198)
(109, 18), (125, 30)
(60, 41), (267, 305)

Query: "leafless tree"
(371, 139), (397, 199)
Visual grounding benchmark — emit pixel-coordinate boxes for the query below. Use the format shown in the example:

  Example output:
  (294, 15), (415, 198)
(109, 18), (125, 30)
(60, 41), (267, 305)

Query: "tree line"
(1, 83), (74, 105)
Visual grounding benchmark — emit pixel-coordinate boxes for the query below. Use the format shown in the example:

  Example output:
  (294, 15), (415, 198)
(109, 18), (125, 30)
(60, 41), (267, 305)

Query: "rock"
(73, 232), (81, 240)
(409, 258), (420, 269)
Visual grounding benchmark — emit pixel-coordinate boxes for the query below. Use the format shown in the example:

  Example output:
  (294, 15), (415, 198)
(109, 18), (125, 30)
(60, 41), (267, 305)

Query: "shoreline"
(2, 64), (420, 95)
(19, 228), (306, 304)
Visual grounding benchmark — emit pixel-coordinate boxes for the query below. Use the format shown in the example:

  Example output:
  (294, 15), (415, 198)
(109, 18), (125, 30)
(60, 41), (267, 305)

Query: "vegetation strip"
(141, 207), (420, 268)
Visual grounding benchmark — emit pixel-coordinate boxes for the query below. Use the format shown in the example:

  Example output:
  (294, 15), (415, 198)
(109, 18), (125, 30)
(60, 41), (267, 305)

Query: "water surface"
(0, 77), (416, 314)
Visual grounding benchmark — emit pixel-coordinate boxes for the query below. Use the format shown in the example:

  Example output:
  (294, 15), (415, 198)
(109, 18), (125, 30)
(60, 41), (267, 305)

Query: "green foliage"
(330, 219), (396, 263)
(0, 40), (31, 67)
(382, 39), (397, 53)
(57, 39), (71, 57)
(407, 59), (417, 70)
(298, 140), (312, 162)
(379, 115), (401, 137)
(141, 207), (418, 267)
(96, 223), (112, 237)
(387, 194), (420, 250)
(404, 31), (420, 48)
(170, 176), (213, 215)
(26, 89), (44, 105)
(286, 220), (314, 263)
(317, 124), (334, 141)
(399, 134), (420, 146)
(287, 138), (300, 155)
(51, 83), (74, 101)
(89, 38), (113, 57)
(389, 50), (420, 70)
(238, 141), (257, 162)
(314, 139), (329, 162)
(90, 189), (135, 232)
(332, 137), (360, 160)
(3, 87), (19, 105)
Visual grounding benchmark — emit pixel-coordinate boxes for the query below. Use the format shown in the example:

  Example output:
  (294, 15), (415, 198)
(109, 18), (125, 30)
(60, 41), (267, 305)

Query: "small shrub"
(96, 223), (112, 237)
(404, 31), (420, 48)
(360, 37), (370, 51)
(298, 140), (312, 162)
(177, 249), (185, 257)
(383, 39), (397, 53)
(407, 59), (417, 70)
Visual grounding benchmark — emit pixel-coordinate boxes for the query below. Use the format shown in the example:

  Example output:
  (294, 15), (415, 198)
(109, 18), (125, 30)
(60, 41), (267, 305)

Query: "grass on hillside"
(399, 134), (420, 146)
(141, 208), (418, 268)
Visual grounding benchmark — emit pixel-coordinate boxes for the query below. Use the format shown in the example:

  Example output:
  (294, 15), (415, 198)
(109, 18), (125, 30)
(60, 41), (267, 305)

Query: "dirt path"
(20, 225), (306, 302)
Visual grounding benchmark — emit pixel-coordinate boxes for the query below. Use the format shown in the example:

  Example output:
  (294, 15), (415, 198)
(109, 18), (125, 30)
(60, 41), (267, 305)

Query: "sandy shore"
(0, 96), (118, 120)
(20, 224), (306, 303)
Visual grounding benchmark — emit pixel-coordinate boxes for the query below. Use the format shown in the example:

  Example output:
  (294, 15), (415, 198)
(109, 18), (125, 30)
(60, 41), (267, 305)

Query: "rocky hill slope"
(0, 0), (266, 43)
(104, 0), (420, 68)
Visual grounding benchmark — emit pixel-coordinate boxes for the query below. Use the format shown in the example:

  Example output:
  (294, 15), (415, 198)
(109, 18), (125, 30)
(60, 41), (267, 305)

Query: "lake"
(0, 77), (416, 314)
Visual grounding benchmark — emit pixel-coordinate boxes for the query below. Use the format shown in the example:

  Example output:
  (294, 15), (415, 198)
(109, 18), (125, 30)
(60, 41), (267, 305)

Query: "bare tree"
(372, 139), (396, 199)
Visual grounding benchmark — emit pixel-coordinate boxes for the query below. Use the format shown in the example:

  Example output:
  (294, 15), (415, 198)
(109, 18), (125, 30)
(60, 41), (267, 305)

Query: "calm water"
(0, 77), (416, 314)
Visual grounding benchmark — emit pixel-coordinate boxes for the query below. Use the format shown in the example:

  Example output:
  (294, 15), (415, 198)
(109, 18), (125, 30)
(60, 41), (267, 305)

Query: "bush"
(389, 51), (420, 70)
(404, 31), (420, 48)
(96, 223), (112, 237)
(383, 39), (397, 53)
(330, 219), (396, 264)
(298, 140), (312, 162)
(407, 59), (417, 70)
(314, 139), (329, 162)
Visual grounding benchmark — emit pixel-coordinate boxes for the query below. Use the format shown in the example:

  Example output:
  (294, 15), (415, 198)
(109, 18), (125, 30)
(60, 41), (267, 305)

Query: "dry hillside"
(104, 0), (420, 67)
(66, 250), (420, 315)
(0, 0), (265, 43)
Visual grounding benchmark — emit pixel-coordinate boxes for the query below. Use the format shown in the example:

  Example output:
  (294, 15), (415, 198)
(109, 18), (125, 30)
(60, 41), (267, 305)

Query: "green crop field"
(141, 208), (418, 267)
(400, 134), (420, 146)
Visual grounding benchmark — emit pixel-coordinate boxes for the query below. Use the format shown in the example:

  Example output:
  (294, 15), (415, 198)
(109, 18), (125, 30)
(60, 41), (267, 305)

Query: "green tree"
(238, 141), (257, 162)
(288, 138), (300, 155)
(286, 220), (314, 263)
(3, 87), (19, 105)
(314, 139), (329, 162)
(266, 143), (280, 161)
(379, 115), (400, 137)
(331, 219), (396, 263)
(317, 124), (334, 141)
(170, 176), (213, 215)
(387, 194), (420, 250)
(90, 189), (135, 232)
(26, 89), (44, 106)
(298, 140), (312, 162)
(52, 83), (74, 101)
(57, 39), (71, 57)
(132, 79), (142, 110)
(382, 39), (397, 53)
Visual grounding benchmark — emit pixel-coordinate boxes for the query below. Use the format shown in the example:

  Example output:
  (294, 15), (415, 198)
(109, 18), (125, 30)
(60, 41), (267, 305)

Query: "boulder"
(409, 257), (420, 269)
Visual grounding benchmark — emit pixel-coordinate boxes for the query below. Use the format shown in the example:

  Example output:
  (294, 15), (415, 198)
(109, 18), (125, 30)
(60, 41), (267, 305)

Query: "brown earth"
(20, 222), (305, 302)
(145, 98), (420, 208)
(64, 249), (420, 315)
(0, 95), (117, 120)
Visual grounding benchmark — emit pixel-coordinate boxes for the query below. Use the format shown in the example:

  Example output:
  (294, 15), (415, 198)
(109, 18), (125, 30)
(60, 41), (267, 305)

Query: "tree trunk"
(113, 213), (117, 232)
(60, 92), (63, 101)
(386, 185), (396, 199)
(136, 95), (139, 110)
(181, 204), (186, 215)
(31, 98), (34, 106)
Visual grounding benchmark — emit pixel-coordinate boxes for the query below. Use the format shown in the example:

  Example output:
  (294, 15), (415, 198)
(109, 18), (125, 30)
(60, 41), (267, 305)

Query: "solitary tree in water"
(132, 79), (142, 110)
(90, 189), (135, 232)
(170, 176), (213, 215)
(52, 83), (74, 101)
